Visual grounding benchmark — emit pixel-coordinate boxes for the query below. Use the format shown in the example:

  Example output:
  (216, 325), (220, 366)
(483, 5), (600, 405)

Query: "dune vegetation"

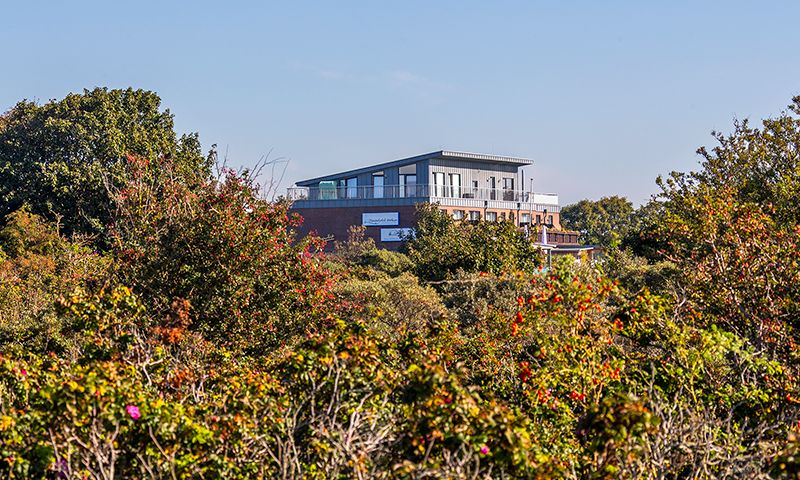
(1, 88), (800, 479)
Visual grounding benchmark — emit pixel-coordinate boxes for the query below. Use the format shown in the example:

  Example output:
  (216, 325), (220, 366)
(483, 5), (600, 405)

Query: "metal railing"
(287, 184), (430, 200)
(288, 184), (559, 205)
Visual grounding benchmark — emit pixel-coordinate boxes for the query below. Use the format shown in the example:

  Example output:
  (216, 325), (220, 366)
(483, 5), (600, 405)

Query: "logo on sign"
(380, 228), (415, 242)
(362, 212), (399, 226)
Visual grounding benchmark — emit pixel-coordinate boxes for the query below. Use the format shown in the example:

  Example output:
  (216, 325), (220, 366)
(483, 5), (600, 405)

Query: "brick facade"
(293, 204), (578, 251)
(293, 205), (419, 251)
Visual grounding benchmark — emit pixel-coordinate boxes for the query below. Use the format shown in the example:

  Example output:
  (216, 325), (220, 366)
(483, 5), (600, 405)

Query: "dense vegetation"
(1, 88), (800, 479)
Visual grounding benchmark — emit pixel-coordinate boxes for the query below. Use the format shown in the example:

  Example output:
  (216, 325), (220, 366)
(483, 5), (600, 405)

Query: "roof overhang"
(295, 150), (533, 186)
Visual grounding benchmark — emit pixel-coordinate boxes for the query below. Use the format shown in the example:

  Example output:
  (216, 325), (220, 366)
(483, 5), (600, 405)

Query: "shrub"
(110, 158), (333, 354)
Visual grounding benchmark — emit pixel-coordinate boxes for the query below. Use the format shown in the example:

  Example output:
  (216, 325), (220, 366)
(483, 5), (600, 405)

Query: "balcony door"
(503, 177), (515, 201)
(400, 174), (417, 197)
(373, 173), (384, 198)
(346, 177), (358, 198)
(433, 172), (446, 197)
(448, 173), (461, 198)
(489, 177), (496, 200)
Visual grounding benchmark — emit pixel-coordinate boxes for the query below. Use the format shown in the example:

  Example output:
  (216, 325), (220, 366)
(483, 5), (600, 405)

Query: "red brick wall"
(292, 205), (419, 251)
(292, 204), (575, 251)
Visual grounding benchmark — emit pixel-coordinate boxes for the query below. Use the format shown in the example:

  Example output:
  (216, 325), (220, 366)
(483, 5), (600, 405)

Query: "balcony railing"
(288, 184), (559, 206)
(288, 184), (430, 201)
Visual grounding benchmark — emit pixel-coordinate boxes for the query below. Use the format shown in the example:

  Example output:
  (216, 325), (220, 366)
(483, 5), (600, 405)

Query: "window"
(449, 173), (461, 198)
(469, 210), (481, 222)
(467, 180), (478, 198)
(346, 177), (358, 198)
(536, 214), (542, 224)
(500, 212), (506, 221)
(488, 177), (497, 200)
(485, 211), (497, 222)
(503, 178), (515, 201)
(452, 210), (465, 220)
(548, 215), (554, 225)
(520, 213), (531, 225)
(400, 174), (417, 197)
(433, 172), (446, 197)
(318, 181), (337, 200)
(373, 173), (384, 198)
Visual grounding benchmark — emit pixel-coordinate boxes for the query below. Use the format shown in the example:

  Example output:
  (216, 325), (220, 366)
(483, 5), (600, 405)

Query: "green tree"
(666, 97), (800, 227)
(0, 87), (210, 239)
(653, 96), (800, 381)
(405, 204), (543, 282)
(561, 196), (634, 247)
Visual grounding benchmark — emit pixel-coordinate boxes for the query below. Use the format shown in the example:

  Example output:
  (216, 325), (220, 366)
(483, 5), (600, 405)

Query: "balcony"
(288, 184), (430, 201)
(287, 184), (560, 212)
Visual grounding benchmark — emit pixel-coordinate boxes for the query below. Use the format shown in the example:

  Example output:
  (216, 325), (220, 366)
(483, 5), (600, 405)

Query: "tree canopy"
(404, 203), (543, 281)
(0, 87), (210, 239)
(561, 195), (635, 247)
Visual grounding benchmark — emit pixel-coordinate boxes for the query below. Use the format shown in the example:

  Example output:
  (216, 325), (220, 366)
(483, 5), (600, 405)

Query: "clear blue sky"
(3, 1), (799, 205)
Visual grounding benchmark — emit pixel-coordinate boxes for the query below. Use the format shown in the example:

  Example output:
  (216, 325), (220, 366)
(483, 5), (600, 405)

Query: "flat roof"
(296, 150), (533, 186)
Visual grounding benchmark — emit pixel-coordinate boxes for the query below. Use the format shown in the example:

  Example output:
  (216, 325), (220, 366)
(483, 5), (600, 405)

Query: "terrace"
(286, 184), (560, 212)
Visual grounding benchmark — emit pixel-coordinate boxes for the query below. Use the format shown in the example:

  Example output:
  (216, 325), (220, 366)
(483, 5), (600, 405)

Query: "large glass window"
(485, 211), (497, 222)
(433, 172), (446, 197)
(469, 210), (481, 222)
(400, 174), (417, 197)
(373, 174), (384, 198)
(452, 210), (465, 220)
(449, 173), (461, 198)
(346, 177), (358, 198)
(318, 181), (337, 200)
(489, 177), (497, 200)
(520, 213), (531, 225)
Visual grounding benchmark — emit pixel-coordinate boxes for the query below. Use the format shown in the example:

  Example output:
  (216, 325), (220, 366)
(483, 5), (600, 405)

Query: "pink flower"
(126, 405), (141, 420)
(480, 445), (489, 455)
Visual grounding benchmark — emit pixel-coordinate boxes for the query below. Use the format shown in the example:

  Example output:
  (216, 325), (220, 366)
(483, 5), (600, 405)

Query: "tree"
(654, 96), (800, 367)
(0, 87), (210, 239)
(561, 196), (634, 247)
(667, 97), (800, 227)
(405, 204), (543, 282)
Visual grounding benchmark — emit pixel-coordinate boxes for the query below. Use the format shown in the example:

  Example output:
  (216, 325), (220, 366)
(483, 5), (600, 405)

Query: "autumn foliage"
(1, 89), (800, 478)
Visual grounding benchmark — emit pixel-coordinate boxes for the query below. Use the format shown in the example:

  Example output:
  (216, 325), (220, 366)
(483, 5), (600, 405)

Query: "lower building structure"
(287, 150), (598, 259)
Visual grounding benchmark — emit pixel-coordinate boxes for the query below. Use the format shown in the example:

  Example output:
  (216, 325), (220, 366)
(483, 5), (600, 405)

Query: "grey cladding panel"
(428, 158), (520, 192)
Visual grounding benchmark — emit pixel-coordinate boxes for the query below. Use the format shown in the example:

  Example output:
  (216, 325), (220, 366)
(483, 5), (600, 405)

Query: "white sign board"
(380, 228), (415, 242)
(532, 193), (559, 205)
(362, 212), (399, 226)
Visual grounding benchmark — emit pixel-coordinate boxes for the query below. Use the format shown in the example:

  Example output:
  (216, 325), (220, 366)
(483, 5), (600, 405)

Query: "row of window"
(333, 172), (419, 199)
(446, 209), (554, 225)
(431, 173), (516, 200)
(432, 172), (461, 197)
(326, 172), (518, 201)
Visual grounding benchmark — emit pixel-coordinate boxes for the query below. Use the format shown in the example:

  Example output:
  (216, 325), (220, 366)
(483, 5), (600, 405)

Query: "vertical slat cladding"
(428, 158), (519, 193)
(357, 172), (372, 188)
(385, 166), (400, 187)
(417, 159), (429, 182)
